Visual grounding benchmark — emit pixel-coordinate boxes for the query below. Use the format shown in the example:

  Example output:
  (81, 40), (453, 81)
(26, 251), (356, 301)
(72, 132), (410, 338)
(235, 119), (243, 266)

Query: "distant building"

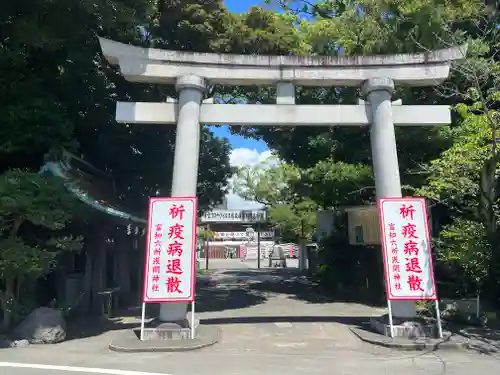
(199, 208), (274, 258)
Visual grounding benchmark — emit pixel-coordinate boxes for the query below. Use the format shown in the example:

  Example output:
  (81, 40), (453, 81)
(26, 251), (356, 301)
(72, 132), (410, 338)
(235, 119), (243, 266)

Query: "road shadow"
(201, 315), (369, 326)
(64, 277), (267, 341)
(195, 284), (267, 313)
(65, 304), (158, 341)
(63, 268), (380, 341)
(220, 268), (384, 307)
(216, 269), (281, 277)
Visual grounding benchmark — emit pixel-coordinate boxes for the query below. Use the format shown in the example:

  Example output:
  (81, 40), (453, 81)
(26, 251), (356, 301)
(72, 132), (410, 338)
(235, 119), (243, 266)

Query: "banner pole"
(191, 300), (196, 339)
(140, 302), (146, 341)
(387, 300), (395, 338)
(434, 299), (443, 338)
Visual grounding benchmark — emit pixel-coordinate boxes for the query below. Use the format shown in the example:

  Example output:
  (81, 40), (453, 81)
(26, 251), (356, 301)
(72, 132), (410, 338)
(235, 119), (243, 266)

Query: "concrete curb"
(108, 325), (220, 353)
(349, 327), (467, 351)
(456, 329), (499, 354)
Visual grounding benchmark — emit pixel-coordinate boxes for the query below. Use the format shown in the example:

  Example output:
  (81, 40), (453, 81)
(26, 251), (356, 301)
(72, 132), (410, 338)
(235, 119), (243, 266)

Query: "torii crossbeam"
(116, 101), (450, 126)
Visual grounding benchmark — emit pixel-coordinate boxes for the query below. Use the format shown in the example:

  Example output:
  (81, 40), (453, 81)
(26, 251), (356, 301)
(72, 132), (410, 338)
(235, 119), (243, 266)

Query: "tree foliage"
(0, 0), (235, 327)
(0, 170), (83, 328)
(1, 0), (233, 213)
(418, 110), (495, 287)
(233, 156), (300, 206)
(232, 157), (317, 240)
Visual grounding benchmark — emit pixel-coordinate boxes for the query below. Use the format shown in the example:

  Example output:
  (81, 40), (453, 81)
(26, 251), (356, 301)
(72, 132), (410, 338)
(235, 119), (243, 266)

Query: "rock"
(10, 339), (29, 347)
(12, 307), (66, 344)
(0, 337), (11, 349)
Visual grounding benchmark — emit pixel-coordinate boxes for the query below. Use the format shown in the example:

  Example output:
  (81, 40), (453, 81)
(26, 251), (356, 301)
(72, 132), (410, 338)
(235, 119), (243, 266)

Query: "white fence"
(242, 243), (299, 260)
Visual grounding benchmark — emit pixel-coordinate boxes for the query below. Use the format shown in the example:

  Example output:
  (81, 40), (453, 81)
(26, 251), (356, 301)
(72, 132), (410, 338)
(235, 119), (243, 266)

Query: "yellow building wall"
(347, 206), (381, 245)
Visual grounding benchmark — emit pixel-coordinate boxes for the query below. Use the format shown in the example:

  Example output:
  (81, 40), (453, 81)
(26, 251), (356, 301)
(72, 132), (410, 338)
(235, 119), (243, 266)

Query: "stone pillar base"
(370, 314), (440, 338)
(136, 314), (200, 341)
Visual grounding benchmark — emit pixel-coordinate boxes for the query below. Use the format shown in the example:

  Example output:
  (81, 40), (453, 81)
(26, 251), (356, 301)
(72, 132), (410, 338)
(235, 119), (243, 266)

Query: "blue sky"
(225, 0), (265, 13)
(208, 0), (269, 154)
(210, 125), (268, 153)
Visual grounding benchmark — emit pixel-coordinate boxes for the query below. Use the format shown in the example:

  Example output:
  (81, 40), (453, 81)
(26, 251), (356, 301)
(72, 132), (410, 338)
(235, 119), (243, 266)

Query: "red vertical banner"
(143, 197), (197, 303)
(378, 197), (437, 301)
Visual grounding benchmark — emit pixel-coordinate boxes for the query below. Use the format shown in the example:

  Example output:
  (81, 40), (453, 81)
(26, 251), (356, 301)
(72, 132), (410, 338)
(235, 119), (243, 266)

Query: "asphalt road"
(3, 370), (89, 375)
(4, 371), (166, 375)
(2, 264), (499, 375)
(0, 363), (169, 375)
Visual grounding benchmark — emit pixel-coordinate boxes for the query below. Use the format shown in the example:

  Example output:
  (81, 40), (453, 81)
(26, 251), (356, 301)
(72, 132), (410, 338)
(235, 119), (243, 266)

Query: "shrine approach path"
(0, 264), (499, 375)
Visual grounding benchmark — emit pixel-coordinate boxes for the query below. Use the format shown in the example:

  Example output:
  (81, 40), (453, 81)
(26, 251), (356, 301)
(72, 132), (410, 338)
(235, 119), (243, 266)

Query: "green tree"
(0, 0), (234, 326)
(1, 0), (233, 213)
(156, 1), (308, 54)
(419, 101), (500, 301)
(413, 4), (500, 303)
(233, 156), (300, 206)
(300, 160), (373, 208)
(0, 170), (82, 330)
(197, 230), (216, 241)
(0, 0), (158, 171)
(232, 157), (317, 240)
(268, 200), (317, 242)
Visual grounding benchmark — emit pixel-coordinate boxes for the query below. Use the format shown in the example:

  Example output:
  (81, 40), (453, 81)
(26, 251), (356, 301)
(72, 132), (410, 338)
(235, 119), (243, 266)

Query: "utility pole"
(205, 224), (210, 271)
(257, 223), (261, 269)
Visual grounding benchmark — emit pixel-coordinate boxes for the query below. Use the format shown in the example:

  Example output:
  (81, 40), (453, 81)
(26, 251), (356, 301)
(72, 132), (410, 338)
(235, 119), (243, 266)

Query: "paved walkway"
(1, 263), (499, 375)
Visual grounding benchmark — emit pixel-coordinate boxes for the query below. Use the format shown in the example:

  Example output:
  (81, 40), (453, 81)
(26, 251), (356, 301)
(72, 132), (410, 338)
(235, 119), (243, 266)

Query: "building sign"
(378, 197), (437, 300)
(316, 210), (335, 240)
(143, 197), (197, 303)
(200, 209), (267, 223)
(214, 231), (274, 240)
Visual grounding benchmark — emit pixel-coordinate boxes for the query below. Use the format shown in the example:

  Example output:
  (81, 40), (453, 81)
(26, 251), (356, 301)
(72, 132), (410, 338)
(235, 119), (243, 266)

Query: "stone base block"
(350, 326), (462, 351)
(133, 325), (192, 340)
(109, 324), (220, 352)
(370, 314), (439, 338)
(132, 318), (201, 341)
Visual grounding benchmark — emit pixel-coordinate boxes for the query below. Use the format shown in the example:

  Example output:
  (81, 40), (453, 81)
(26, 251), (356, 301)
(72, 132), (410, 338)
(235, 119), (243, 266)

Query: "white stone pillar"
(298, 239), (307, 271)
(276, 82), (295, 104)
(159, 75), (205, 323)
(362, 77), (416, 319)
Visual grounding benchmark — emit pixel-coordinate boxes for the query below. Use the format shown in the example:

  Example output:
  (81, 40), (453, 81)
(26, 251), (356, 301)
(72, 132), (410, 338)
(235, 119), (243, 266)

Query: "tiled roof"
(40, 151), (146, 225)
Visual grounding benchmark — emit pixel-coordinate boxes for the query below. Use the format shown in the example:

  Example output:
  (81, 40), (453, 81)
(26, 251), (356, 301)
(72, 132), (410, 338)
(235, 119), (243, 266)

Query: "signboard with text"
(143, 197), (197, 303)
(200, 209), (267, 223)
(378, 197), (437, 301)
(214, 231), (274, 240)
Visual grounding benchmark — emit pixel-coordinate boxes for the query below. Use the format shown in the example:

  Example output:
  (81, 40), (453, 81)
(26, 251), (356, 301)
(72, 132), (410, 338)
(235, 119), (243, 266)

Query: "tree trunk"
(479, 155), (500, 307)
(81, 220), (108, 314)
(81, 249), (93, 313)
(115, 231), (131, 306)
(91, 235), (106, 314)
(0, 277), (15, 332)
(0, 218), (24, 331)
(485, 243), (500, 308)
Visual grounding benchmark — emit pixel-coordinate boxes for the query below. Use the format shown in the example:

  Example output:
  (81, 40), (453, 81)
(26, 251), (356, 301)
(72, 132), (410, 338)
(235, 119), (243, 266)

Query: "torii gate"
(98, 37), (465, 325)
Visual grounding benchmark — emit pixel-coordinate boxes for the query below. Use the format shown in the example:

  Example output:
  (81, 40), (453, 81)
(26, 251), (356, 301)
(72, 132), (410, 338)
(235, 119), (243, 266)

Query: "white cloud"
(225, 148), (272, 210)
(229, 148), (272, 168)
(226, 193), (263, 210)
